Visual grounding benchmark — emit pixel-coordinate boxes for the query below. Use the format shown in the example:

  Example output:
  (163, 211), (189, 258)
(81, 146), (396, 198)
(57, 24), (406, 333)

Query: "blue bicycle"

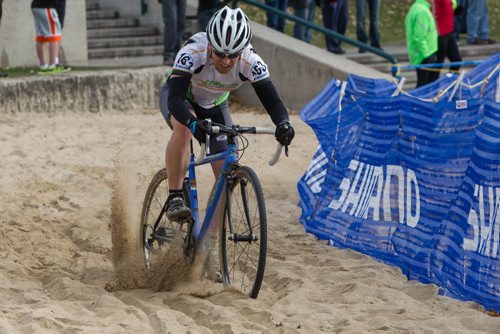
(140, 121), (282, 298)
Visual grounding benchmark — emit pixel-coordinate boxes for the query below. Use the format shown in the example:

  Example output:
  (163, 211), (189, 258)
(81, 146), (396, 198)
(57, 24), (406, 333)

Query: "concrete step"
(87, 18), (139, 29)
(86, 9), (119, 20)
(87, 26), (159, 39)
(86, 1), (99, 11)
(88, 36), (163, 49)
(371, 55), (488, 74)
(88, 45), (164, 59)
(347, 44), (500, 65)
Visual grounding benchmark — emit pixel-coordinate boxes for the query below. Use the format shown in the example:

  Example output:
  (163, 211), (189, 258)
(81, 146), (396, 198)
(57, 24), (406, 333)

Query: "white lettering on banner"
(463, 185), (500, 259)
(328, 160), (420, 227)
(304, 150), (328, 194)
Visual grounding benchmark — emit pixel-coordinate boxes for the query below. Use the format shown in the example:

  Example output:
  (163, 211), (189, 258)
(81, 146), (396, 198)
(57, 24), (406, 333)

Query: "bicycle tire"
(140, 168), (190, 269)
(219, 165), (267, 298)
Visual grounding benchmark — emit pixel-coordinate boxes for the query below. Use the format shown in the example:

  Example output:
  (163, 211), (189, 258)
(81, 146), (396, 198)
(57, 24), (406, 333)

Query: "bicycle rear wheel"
(140, 168), (190, 269)
(219, 165), (267, 298)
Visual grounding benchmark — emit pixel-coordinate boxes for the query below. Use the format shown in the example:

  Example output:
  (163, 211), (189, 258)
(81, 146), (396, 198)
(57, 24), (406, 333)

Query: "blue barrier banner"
(298, 54), (500, 312)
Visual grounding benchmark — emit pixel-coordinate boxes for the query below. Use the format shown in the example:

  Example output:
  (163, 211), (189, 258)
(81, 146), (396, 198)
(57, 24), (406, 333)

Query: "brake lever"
(285, 145), (289, 157)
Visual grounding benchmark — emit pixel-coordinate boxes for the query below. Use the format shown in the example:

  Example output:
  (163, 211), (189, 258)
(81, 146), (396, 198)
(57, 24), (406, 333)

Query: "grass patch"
(0, 66), (136, 78)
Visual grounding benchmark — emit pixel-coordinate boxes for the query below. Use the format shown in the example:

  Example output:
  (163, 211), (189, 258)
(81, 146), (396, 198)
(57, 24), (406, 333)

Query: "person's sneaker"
(468, 38), (481, 45)
(54, 64), (72, 73)
(479, 38), (496, 45)
(37, 65), (51, 75)
(166, 196), (191, 222)
(330, 47), (346, 55)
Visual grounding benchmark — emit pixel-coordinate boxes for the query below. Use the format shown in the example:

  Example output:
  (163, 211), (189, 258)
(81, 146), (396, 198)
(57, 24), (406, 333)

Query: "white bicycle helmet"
(206, 6), (252, 54)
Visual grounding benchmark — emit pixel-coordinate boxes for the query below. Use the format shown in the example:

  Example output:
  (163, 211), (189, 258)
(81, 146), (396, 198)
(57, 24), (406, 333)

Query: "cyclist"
(160, 6), (295, 221)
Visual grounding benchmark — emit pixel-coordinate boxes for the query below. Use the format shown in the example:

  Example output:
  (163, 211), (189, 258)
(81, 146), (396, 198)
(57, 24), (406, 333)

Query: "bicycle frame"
(186, 139), (239, 250)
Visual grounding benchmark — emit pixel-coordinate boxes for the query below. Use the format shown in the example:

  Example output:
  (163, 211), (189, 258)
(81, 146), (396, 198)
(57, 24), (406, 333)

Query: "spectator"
(466, 0), (495, 45)
(434, 0), (462, 75)
(355, 0), (382, 53)
(54, 0), (70, 71)
(321, 0), (349, 55)
(31, 0), (64, 74)
(404, 0), (438, 87)
(265, 0), (287, 33)
(56, 0), (65, 28)
(0, 0), (6, 77)
(198, 0), (230, 31)
(290, 0), (316, 42)
(453, 0), (465, 44)
(161, 0), (186, 66)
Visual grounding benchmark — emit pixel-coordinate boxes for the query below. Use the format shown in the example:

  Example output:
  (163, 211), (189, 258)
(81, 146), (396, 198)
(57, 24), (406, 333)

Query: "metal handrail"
(232, 0), (399, 77)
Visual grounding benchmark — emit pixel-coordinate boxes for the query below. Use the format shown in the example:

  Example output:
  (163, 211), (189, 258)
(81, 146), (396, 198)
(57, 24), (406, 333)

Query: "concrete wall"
(0, 0), (87, 68)
(235, 23), (393, 111)
(0, 67), (165, 113)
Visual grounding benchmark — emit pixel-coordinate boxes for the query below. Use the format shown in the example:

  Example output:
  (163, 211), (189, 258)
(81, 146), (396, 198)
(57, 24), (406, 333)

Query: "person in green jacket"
(404, 0), (439, 88)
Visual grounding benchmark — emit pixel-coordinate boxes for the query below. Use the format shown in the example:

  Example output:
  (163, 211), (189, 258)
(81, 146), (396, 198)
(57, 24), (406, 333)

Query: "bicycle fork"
(225, 173), (258, 243)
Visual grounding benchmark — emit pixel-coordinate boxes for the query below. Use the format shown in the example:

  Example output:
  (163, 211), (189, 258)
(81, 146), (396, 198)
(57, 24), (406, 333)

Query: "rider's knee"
(171, 124), (192, 141)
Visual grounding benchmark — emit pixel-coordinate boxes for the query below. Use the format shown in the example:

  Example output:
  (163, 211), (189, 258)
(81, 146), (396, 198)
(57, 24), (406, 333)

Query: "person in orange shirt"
(31, 0), (63, 74)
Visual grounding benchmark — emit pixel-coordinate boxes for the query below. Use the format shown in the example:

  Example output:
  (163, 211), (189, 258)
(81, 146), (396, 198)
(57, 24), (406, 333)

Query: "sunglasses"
(212, 50), (242, 59)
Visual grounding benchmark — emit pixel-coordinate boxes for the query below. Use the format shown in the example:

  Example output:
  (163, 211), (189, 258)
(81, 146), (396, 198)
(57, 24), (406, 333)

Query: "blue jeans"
(322, 0), (349, 52)
(292, 0), (316, 42)
(355, 0), (380, 47)
(162, 0), (186, 60)
(466, 0), (489, 42)
(265, 0), (288, 33)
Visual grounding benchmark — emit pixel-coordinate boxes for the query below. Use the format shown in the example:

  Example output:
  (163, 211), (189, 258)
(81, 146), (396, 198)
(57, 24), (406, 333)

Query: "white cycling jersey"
(172, 32), (270, 109)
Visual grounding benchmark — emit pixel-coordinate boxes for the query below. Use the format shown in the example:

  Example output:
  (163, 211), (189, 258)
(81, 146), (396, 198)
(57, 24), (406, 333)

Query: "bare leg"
(166, 116), (191, 190)
(48, 41), (59, 66)
(36, 42), (46, 66)
(211, 160), (224, 180)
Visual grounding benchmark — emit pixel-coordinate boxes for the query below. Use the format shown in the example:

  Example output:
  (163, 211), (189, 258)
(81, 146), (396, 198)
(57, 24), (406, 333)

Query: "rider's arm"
(167, 74), (197, 127)
(251, 78), (289, 126)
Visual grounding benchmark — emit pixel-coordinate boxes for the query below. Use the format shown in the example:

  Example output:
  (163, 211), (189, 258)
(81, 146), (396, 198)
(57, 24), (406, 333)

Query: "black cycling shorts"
(159, 81), (233, 155)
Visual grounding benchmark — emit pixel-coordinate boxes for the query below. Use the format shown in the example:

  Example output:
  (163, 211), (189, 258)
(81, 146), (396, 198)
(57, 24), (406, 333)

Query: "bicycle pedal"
(178, 216), (194, 225)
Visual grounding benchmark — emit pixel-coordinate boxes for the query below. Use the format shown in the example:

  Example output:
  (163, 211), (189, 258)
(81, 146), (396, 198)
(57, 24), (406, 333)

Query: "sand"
(0, 107), (498, 333)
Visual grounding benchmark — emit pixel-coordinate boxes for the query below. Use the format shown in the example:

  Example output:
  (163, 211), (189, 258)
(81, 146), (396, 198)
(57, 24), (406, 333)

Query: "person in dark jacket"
(197, 0), (229, 31)
(321, 0), (349, 54)
(0, 0), (7, 77)
(290, 0), (316, 42)
(355, 0), (382, 53)
(56, 0), (65, 28)
(160, 0), (186, 66)
(265, 0), (288, 32)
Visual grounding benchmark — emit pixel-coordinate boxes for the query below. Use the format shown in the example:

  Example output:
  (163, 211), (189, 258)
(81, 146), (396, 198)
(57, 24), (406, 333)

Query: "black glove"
(189, 119), (213, 143)
(275, 120), (295, 146)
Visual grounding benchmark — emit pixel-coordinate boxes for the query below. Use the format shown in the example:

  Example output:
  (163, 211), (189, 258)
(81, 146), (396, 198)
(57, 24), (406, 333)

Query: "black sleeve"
(251, 78), (289, 126)
(167, 76), (196, 127)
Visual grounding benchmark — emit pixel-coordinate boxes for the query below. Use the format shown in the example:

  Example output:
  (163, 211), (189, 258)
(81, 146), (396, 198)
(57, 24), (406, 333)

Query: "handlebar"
(194, 123), (283, 166)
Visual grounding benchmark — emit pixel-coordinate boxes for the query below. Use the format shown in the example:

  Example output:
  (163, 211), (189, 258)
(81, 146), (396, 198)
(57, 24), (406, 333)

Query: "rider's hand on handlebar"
(275, 120), (295, 147)
(189, 119), (213, 143)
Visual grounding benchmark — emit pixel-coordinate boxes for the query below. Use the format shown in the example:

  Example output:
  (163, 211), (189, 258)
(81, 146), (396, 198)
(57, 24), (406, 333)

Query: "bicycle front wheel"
(219, 166), (267, 298)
